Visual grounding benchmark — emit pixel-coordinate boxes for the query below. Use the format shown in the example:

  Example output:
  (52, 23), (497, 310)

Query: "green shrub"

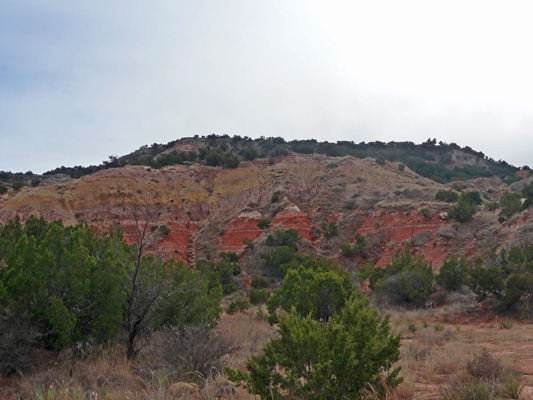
(265, 229), (300, 249)
(370, 245), (435, 306)
(447, 197), (477, 222)
(205, 149), (224, 166)
(451, 183), (463, 192)
(499, 191), (522, 222)
(257, 218), (270, 229)
(341, 242), (355, 256)
(249, 289), (270, 305)
(521, 181), (533, 209)
(271, 193), (280, 203)
(197, 259), (241, 296)
(243, 146), (259, 161)
(321, 221), (338, 238)
(263, 246), (300, 277)
(462, 191), (482, 205)
(341, 233), (366, 257)
(11, 180), (24, 191)
(227, 298), (250, 315)
(251, 276), (268, 289)
(419, 208), (430, 219)
(243, 237), (254, 249)
(0, 185), (7, 194)
(487, 201), (499, 211)
(223, 153), (240, 168)
(467, 266), (506, 301)
(159, 224), (171, 235)
(0, 216), (222, 364)
(435, 189), (459, 203)
(436, 254), (468, 291)
(463, 244), (533, 310)
(219, 251), (238, 263)
(267, 258), (355, 323)
(228, 296), (402, 400)
(500, 272), (533, 309)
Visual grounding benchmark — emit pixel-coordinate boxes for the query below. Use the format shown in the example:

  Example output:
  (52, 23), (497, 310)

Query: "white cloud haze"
(1, 0), (532, 173)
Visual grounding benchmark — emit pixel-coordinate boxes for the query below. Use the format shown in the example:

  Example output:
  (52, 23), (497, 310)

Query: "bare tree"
(120, 200), (221, 359)
(122, 200), (164, 359)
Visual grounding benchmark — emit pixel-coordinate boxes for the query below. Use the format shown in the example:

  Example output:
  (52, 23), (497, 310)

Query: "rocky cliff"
(1, 153), (531, 269)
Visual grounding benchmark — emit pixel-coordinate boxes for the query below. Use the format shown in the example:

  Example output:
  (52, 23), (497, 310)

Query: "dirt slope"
(0, 153), (530, 268)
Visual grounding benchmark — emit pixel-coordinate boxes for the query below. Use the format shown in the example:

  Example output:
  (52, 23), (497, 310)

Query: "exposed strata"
(0, 154), (530, 269)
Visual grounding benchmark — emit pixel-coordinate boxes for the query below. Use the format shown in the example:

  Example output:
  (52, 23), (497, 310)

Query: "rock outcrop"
(1, 153), (530, 269)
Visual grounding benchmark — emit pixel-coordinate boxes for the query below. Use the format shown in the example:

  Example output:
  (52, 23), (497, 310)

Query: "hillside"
(2, 137), (533, 400)
(1, 144), (531, 271)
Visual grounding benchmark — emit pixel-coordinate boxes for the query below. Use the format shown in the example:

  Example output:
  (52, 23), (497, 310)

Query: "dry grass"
(2, 306), (533, 400)
(216, 306), (277, 370)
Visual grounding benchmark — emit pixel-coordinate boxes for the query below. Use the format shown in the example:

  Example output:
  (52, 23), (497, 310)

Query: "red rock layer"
(357, 210), (449, 266)
(221, 212), (263, 253)
(271, 206), (314, 241)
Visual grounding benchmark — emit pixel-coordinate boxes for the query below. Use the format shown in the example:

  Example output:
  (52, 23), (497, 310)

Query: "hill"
(1, 136), (531, 270)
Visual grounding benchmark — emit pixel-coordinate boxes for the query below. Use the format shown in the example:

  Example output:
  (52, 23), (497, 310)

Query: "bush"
(521, 181), (533, 209)
(499, 191), (522, 222)
(487, 201), (499, 211)
(271, 193), (280, 203)
(265, 229), (300, 249)
(227, 298), (250, 315)
(467, 266), (506, 301)
(500, 272), (533, 309)
(462, 191), (482, 205)
(251, 276), (268, 289)
(0, 216), (222, 363)
(341, 233), (366, 257)
(263, 246), (300, 276)
(257, 218), (270, 229)
(0, 185), (7, 194)
(205, 149), (224, 166)
(219, 251), (238, 263)
(436, 189), (459, 203)
(243, 237), (254, 249)
(197, 259), (241, 296)
(11, 180), (24, 191)
(228, 296), (402, 400)
(267, 258), (355, 323)
(223, 153), (240, 168)
(464, 244), (533, 309)
(149, 324), (234, 379)
(370, 246), (435, 306)
(321, 221), (338, 238)
(250, 289), (270, 305)
(159, 224), (171, 235)
(0, 311), (41, 375)
(436, 254), (468, 291)
(447, 197), (477, 222)
(243, 146), (259, 161)
(442, 349), (523, 400)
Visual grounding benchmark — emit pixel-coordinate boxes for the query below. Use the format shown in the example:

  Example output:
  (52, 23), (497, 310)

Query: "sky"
(1, 0), (532, 173)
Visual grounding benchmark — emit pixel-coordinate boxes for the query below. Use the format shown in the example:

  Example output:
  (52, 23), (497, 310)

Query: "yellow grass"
(3, 306), (533, 400)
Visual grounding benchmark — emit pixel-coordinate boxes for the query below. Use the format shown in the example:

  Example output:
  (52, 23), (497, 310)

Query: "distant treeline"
(1, 135), (527, 185)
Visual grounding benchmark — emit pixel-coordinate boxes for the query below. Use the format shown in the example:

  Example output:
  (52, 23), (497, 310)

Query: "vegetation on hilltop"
(9, 134), (523, 184)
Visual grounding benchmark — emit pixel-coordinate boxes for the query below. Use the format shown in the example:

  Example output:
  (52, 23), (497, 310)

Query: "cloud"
(0, 1), (531, 173)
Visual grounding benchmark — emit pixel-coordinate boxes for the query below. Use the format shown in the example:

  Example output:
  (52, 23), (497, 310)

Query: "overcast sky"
(1, 0), (532, 173)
